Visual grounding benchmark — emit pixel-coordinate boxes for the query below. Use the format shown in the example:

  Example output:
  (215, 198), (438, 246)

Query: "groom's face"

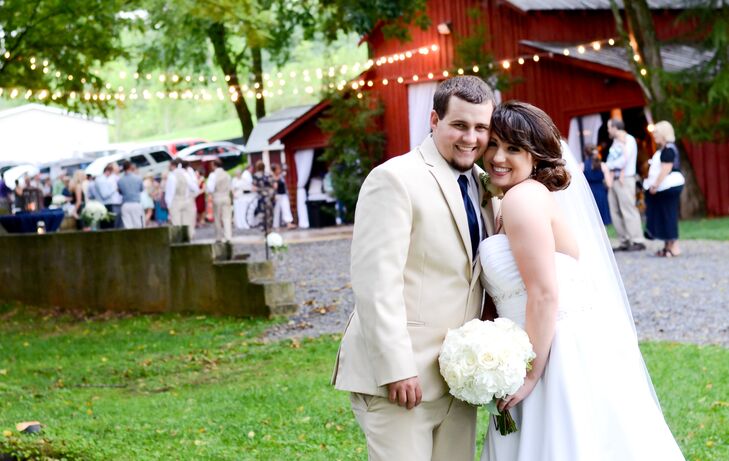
(430, 96), (494, 172)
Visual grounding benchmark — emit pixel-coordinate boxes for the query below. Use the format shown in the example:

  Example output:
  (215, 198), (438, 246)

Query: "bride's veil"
(556, 141), (659, 405)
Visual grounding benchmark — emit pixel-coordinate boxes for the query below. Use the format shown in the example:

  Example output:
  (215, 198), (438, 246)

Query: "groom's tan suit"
(332, 135), (495, 460)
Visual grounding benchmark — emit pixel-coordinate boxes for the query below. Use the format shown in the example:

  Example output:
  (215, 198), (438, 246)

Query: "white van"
(85, 143), (173, 178)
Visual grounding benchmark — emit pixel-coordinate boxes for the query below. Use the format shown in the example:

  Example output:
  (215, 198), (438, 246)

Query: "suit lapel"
(419, 136), (474, 265)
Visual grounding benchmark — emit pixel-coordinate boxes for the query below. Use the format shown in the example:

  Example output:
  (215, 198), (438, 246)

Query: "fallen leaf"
(2, 430), (12, 437)
(247, 431), (255, 439)
(15, 422), (41, 432)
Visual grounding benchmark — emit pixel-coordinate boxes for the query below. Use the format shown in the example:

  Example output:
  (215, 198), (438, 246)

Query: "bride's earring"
(531, 164), (537, 178)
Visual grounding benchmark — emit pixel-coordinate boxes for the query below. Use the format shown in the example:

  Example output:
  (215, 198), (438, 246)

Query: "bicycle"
(245, 193), (273, 232)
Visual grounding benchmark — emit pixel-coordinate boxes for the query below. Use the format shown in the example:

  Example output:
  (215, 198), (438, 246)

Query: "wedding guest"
(194, 166), (207, 225)
(13, 180), (24, 211)
(52, 174), (66, 197)
(606, 119), (646, 251)
(271, 164), (295, 229)
(643, 121), (685, 257)
(166, 159), (199, 240)
(185, 162), (201, 238)
(206, 159), (233, 241)
(68, 170), (87, 224)
(0, 177), (11, 214)
(155, 172), (169, 224)
(141, 173), (156, 226)
(95, 163), (122, 229)
(582, 144), (611, 225)
(231, 169), (252, 229)
(41, 177), (52, 208)
(117, 161), (145, 229)
(252, 160), (275, 231)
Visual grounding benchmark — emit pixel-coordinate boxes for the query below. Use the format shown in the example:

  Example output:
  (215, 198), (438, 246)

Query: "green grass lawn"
(606, 216), (729, 241)
(1, 305), (727, 460)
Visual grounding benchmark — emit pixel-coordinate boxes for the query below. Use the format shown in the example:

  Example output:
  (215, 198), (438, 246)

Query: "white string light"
(1, 38), (624, 103)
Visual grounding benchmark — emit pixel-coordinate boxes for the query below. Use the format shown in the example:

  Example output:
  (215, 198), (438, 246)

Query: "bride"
(478, 101), (684, 460)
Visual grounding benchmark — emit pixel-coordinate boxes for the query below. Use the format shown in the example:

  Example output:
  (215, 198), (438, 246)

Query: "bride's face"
(483, 134), (535, 191)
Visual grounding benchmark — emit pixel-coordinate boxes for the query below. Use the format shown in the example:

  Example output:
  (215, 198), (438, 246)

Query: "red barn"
(272, 0), (728, 225)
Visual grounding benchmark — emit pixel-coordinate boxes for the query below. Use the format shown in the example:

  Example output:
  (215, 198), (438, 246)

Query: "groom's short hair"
(433, 76), (495, 119)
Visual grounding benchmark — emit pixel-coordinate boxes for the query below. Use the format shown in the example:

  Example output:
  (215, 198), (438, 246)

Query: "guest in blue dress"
(582, 145), (612, 225)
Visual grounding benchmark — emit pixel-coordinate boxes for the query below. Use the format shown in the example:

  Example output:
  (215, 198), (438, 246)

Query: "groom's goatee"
(449, 159), (476, 172)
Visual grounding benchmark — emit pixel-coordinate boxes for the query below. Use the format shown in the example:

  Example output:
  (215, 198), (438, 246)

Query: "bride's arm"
(499, 182), (559, 412)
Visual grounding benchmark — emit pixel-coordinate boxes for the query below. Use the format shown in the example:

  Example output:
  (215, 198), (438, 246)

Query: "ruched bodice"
(479, 234), (590, 327)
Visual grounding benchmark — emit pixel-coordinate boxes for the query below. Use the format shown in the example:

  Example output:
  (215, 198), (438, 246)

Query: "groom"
(332, 76), (496, 460)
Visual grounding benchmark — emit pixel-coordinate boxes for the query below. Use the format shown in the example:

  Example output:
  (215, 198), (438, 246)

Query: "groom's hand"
(387, 377), (422, 410)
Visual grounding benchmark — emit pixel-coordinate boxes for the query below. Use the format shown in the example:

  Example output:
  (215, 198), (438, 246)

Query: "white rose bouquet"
(265, 232), (288, 254)
(80, 200), (112, 228)
(439, 318), (535, 435)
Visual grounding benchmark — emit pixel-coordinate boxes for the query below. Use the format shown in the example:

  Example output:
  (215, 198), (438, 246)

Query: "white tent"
(0, 104), (109, 165)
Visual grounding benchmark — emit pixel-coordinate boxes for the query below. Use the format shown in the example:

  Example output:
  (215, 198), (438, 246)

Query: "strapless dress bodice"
(479, 234), (590, 326)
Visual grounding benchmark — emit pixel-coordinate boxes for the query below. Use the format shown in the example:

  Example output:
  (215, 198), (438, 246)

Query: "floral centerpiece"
(266, 232), (288, 254)
(439, 318), (535, 435)
(80, 200), (113, 229)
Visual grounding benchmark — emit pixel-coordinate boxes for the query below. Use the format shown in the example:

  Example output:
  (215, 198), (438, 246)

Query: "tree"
(452, 8), (512, 92)
(0, 0), (133, 115)
(608, 0), (728, 217)
(135, 0), (430, 143)
(135, 0), (319, 142)
(318, 0), (430, 42)
(319, 90), (385, 222)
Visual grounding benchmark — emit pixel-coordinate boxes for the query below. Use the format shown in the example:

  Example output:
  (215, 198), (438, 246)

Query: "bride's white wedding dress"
(479, 234), (684, 461)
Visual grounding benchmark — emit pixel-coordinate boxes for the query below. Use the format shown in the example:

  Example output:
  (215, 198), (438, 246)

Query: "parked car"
(85, 143), (173, 178)
(163, 138), (206, 156)
(39, 157), (94, 179)
(176, 141), (246, 171)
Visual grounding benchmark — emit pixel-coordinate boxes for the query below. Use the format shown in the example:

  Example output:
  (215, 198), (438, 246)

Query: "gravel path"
(235, 238), (728, 347)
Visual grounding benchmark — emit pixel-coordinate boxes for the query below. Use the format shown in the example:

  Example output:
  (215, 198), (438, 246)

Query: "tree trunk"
(676, 141), (707, 219)
(612, 0), (706, 217)
(208, 22), (254, 143)
(251, 46), (266, 119)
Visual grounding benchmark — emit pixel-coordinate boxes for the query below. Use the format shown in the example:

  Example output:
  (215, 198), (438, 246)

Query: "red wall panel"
(685, 142), (729, 216)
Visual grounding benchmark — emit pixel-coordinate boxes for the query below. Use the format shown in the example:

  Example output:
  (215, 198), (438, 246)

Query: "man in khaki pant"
(606, 118), (646, 252)
(332, 77), (496, 461)
(165, 159), (199, 241)
(206, 159), (232, 242)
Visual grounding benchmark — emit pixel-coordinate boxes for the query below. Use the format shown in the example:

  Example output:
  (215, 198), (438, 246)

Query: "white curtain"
(567, 114), (603, 163)
(294, 148), (314, 228)
(408, 82), (438, 150)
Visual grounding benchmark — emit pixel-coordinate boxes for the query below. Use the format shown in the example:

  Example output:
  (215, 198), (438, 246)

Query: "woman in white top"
(643, 121), (685, 257)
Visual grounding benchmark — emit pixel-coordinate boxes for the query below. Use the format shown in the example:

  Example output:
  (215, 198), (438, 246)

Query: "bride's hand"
(498, 377), (538, 412)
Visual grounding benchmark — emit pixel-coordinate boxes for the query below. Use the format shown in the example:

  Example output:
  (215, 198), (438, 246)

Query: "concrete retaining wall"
(0, 227), (296, 317)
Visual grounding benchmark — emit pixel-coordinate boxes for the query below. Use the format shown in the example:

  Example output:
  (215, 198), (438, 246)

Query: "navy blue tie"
(458, 175), (480, 259)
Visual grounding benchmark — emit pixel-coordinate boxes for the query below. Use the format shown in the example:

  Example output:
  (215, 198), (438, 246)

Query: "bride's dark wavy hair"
(491, 101), (571, 191)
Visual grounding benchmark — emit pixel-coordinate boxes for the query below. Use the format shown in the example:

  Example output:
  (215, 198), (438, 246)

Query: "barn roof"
(243, 104), (313, 154)
(521, 40), (714, 73)
(506, 0), (693, 11)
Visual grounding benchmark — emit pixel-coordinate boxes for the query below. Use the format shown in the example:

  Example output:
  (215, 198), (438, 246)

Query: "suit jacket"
(332, 135), (496, 401)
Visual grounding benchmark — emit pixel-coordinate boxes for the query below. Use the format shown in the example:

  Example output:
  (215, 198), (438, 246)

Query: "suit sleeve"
(350, 166), (418, 386)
